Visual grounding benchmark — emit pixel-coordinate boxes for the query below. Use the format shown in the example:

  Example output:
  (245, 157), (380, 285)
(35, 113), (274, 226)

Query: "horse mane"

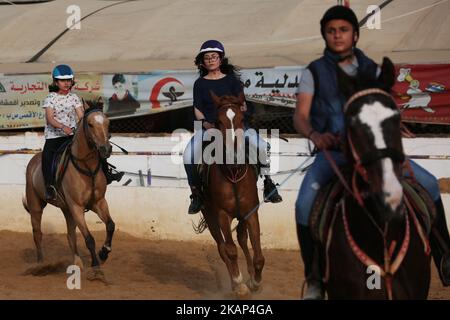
(84, 98), (104, 114)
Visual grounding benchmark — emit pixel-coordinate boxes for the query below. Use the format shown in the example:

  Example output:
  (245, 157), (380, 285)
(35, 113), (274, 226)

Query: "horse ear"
(210, 90), (221, 107)
(96, 96), (104, 110)
(237, 91), (245, 106)
(337, 64), (358, 99)
(82, 98), (89, 111)
(378, 57), (396, 93)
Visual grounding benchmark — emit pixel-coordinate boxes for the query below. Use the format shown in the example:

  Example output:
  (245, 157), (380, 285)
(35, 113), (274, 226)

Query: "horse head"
(210, 91), (246, 165)
(339, 57), (405, 223)
(81, 98), (112, 159)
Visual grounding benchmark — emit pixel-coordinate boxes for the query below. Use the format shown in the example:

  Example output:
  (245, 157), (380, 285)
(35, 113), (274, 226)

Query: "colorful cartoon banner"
(0, 64), (449, 130)
(393, 64), (450, 124)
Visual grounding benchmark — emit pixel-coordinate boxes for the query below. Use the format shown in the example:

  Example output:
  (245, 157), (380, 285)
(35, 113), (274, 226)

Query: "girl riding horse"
(183, 40), (282, 215)
(42, 64), (123, 201)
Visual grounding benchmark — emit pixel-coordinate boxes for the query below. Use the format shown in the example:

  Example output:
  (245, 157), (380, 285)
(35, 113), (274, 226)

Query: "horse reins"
(323, 88), (430, 299)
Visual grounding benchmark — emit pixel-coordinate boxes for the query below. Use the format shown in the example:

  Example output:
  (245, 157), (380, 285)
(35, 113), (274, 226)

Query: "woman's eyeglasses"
(204, 55), (220, 62)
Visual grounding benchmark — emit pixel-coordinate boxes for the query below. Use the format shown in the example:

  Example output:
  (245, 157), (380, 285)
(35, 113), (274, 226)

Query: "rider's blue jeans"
(295, 150), (440, 226)
(183, 128), (270, 188)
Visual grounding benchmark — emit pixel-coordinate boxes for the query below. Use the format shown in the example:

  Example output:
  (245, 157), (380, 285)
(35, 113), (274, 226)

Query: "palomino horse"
(198, 92), (264, 298)
(23, 100), (115, 281)
(318, 58), (433, 299)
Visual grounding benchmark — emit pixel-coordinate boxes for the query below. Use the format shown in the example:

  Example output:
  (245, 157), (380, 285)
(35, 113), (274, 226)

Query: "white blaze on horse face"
(358, 102), (403, 212)
(226, 108), (236, 142)
(93, 114), (108, 143)
(94, 115), (104, 124)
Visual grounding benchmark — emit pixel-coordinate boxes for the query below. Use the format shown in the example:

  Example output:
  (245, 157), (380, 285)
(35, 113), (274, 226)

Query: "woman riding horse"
(183, 40), (282, 215)
(293, 5), (450, 299)
(200, 92), (265, 298)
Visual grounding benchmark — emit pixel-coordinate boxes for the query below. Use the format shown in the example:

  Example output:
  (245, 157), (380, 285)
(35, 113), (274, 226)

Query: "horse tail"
(22, 194), (30, 214)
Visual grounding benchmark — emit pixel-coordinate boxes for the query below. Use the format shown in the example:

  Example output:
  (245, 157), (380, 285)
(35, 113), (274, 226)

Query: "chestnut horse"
(22, 100), (115, 281)
(321, 58), (433, 299)
(199, 92), (265, 298)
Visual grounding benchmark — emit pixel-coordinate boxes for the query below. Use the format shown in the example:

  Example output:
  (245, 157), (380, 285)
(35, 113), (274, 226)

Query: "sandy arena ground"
(0, 230), (448, 300)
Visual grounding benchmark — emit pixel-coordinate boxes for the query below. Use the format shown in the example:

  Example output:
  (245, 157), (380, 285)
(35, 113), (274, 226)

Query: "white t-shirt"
(42, 92), (83, 139)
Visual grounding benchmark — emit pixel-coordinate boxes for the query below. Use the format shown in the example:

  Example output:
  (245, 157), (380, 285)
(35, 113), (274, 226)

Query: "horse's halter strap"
(216, 103), (248, 184)
(343, 88), (394, 113)
(82, 109), (100, 151)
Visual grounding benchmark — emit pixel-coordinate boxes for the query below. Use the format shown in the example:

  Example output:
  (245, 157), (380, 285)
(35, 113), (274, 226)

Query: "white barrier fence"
(0, 133), (449, 249)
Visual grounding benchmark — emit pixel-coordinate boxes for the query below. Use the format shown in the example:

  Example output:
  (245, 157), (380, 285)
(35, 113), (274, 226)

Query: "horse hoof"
(246, 278), (262, 293)
(234, 283), (251, 300)
(98, 249), (109, 263)
(86, 267), (108, 284)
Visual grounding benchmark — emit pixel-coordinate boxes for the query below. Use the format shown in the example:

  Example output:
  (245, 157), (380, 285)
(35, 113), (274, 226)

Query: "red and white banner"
(0, 64), (449, 130)
(393, 64), (450, 125)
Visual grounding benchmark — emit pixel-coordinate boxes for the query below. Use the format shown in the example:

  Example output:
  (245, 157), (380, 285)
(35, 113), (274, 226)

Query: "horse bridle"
(345, 88), (405, 183)
(70, 108), (104, 176)
(82, 108), (103, 151)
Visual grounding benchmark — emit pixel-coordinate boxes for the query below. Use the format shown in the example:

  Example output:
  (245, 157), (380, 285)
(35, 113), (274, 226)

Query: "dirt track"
(0, 230), (448, 300)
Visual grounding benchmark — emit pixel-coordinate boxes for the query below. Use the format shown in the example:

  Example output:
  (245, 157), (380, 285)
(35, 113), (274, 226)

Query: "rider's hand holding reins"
(310, 131), (340, 150)
(203, 121), (215, 130)
(62, 125), (73, 135)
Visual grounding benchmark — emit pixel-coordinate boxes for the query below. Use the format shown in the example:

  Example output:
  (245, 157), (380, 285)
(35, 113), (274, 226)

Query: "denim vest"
(308, 48), (378, 135)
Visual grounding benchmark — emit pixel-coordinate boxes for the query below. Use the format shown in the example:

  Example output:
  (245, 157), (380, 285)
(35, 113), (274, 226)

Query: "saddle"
(196, 138), (259, 193)
(51, 140), (72, 189)
(309, 177), (436, 246)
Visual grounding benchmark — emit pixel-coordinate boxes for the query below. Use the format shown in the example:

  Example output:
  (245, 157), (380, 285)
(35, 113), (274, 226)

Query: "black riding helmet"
(320, 5), (360, 40)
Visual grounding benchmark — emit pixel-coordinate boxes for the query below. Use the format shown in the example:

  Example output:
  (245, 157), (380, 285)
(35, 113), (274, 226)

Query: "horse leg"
(30, 209), (44, 263)
(62, 208), (83, 270)
(27, 190), (45, 263)
(246, 213), (265, 289)
(237, 220), (260, 292)
(69, 205), (105, 282)
(92, 198), (115, 263)
(203, 210), (245, 297)
(219, 213), (250, 298)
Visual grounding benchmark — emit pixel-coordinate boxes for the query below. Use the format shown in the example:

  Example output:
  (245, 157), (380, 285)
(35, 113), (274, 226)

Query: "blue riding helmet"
(52, 64), (74, 80)
(198, 40), (225, 56)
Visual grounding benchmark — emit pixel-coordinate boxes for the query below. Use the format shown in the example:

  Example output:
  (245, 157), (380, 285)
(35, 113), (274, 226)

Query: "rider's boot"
(263, 176), (282, 203)
(188, 186), (204, 214)
(297, 224), (325, 300)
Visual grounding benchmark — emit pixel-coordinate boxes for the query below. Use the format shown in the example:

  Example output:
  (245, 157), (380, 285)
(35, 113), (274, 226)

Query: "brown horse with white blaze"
(199, 92), (265, 298)
(22, 100), (115, 281)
